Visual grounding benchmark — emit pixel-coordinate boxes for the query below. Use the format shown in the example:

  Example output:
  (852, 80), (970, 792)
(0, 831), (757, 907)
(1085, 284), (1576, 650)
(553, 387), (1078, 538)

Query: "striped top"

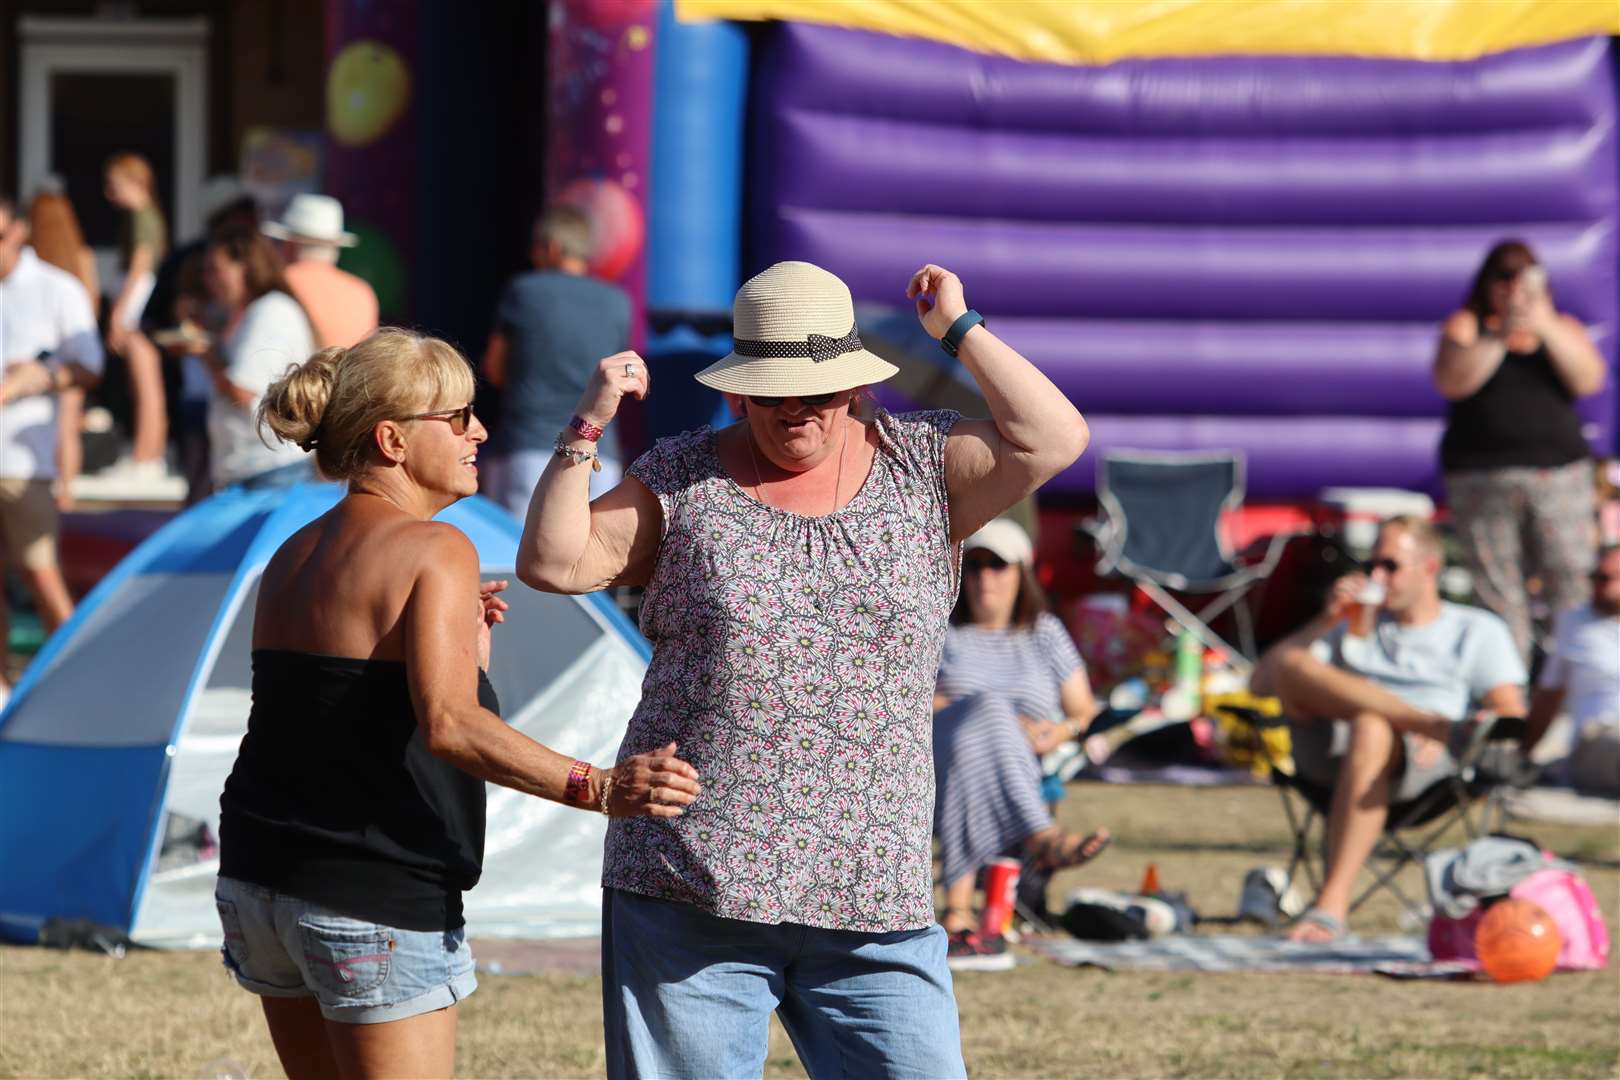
(935, 613), (1084, 721)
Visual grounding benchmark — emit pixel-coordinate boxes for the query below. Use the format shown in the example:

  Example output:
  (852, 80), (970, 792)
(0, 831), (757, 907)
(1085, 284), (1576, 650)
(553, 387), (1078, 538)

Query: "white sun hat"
(695, 261), (899, 397)
(261, 193), (359, 247)
(964, 518), (1034, 565)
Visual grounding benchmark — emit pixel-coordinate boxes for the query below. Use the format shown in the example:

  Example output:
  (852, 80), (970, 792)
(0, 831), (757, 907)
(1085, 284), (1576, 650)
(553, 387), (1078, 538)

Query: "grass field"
(3, 782), (1616, 1078)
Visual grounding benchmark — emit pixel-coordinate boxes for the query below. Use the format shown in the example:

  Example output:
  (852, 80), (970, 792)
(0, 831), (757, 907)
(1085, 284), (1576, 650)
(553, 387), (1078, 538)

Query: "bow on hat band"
(733, 325), (863, 364)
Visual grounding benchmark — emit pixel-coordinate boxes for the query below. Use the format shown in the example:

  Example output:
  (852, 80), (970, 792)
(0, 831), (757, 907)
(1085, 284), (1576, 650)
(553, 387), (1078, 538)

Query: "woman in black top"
(219, 329), (699, 1078)
(1434, 240), (1607, 660)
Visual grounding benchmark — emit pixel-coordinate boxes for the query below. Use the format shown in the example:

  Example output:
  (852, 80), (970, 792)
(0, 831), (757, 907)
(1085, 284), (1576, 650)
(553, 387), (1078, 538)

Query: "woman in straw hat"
(517, 261), (1088, 1078)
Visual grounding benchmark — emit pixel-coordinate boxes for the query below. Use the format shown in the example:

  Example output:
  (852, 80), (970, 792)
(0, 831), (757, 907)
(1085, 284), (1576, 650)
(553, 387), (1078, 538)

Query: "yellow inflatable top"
(676, 0), (1619, 64)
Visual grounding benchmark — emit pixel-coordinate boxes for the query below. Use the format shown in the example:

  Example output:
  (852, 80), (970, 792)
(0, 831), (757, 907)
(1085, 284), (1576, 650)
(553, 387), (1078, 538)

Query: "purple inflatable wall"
(747, 25), (1619, 498)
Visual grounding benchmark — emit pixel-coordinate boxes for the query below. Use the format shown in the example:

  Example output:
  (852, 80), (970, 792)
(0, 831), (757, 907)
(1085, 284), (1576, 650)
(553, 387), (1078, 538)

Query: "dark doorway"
(49, 72), (177, 249)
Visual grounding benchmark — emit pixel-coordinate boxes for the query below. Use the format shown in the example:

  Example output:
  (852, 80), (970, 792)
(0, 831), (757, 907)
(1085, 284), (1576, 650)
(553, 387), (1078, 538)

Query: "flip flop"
(1285, 906), (1347, 943)
(1041, 828), (1112, 871)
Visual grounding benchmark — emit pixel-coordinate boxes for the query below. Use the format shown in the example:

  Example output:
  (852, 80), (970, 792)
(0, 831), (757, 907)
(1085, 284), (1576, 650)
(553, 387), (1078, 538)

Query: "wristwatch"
(940, 309), (985, 358)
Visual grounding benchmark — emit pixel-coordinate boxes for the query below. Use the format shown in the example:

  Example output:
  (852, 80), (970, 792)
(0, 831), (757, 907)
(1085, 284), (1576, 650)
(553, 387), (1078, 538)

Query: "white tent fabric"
(0, 484), (647, 947)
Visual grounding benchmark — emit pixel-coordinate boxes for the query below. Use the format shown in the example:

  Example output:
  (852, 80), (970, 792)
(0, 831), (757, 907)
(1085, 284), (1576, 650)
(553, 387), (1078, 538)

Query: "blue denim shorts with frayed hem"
(214, 875), (476, 1024)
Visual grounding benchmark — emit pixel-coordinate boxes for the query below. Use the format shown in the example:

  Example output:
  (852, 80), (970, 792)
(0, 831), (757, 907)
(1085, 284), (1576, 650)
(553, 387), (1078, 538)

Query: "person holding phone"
(1433, 240), (1607, 661)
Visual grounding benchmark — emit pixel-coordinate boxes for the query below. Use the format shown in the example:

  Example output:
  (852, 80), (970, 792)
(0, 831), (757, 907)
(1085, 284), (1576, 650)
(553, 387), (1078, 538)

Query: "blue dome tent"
(0, 484), (648, 947)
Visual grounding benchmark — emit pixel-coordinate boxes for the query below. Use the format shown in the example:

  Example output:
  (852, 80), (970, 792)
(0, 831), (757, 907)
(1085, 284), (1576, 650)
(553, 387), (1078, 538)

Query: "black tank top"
(1440, 337), (1589, 472)
(219, 650), (501, 931)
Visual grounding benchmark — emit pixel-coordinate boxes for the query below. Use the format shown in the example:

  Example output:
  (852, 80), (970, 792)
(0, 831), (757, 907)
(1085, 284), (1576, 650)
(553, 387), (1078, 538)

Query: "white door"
(18, 16), (209, 280)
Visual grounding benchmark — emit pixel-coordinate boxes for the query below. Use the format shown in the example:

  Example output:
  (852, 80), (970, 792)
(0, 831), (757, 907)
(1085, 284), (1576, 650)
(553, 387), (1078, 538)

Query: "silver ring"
(624, 362), (635, 377)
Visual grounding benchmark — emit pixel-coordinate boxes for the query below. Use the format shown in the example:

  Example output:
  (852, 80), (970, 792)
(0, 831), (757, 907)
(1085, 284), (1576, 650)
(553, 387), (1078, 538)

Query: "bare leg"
(123, 331), (168, 463)
(1287, 710), (1402, 941)
(21, 565), (74, 633)
(941, 876), (977, 933)
(1273, 647), (1451, 742)
(261, 997), (343, 1080)
(326, 1005), (457, 1080)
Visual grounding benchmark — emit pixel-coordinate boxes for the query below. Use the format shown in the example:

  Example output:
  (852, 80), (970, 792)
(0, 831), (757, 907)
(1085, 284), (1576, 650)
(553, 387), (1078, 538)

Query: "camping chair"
(1217, 705), (1536, 924)
(1080, 450), (1293, 664)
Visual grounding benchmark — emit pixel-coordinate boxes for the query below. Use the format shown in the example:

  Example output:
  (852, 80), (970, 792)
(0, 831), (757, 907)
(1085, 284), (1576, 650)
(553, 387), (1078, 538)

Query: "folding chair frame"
(1084, 449), (1297, 666)
(1219, 705), (1527, 925)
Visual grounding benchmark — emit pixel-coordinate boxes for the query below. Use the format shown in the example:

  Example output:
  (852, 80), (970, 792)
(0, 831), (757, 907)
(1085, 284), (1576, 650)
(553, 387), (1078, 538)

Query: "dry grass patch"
(3, 784), (1616, 1078)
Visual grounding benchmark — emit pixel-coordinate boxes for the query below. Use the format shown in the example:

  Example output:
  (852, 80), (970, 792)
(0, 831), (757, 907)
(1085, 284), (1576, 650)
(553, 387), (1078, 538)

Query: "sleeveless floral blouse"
(603, 408), (962, 932)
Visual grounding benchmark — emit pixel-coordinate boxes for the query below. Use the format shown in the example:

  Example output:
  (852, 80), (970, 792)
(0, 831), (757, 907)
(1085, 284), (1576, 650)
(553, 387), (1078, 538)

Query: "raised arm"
(906, 265), (1089, 541)
(1531, 309), (1605, 399)
(515, 351), (663, 593)
(1432, 310), (1508, 401)
(408, 526), (698, 816)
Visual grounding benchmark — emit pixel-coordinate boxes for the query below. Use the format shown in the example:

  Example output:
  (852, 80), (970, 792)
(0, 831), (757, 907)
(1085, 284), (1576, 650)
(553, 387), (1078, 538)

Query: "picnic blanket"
(1026, 933), (1430, 974)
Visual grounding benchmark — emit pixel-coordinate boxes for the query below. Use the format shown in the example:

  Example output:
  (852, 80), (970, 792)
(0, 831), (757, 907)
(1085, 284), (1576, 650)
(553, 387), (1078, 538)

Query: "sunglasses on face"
(1594, 571), (1616, 584)
(746, 392), (840, 409)
(1365, 558), (1402, 575)
(964, 553), (1011, 574)
(404, 403), (475, 435)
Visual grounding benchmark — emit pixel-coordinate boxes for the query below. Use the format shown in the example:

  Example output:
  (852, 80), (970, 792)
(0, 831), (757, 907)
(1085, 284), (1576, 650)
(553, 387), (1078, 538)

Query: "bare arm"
(1479, 682), (1528, 720)
(1249, 574), (1362, 698)
(516, 351), (663, 593)
(1522, 686), (1566, 754)
(0, 358), (99, 403)
(1059, 668), (1101, 733)
(482, 331), (508, 390)
(1432, 310), (1508, 401)
(409, 528), (698, 814)
(905, 266), (1088, 541)
(1534, 311), (1606, 399)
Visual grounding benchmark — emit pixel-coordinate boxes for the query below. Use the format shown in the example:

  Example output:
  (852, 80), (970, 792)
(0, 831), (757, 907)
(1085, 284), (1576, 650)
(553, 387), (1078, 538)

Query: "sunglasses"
(405, 403), (475, 435)
(746, 392), (840, 409)
(1365, 558), (1403, 575)
(964, 553), (1011, 573)
(1594, 571), (1616, 584)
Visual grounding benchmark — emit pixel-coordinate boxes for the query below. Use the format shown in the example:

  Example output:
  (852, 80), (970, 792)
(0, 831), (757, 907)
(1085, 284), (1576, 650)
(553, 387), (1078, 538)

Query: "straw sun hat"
(696, 261), (899, 397)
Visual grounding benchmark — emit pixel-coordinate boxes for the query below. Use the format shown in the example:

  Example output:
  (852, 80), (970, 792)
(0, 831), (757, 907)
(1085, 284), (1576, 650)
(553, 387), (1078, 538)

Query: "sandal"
(1285, 906), (1347, 943)
(1033, 828), (1112, 871)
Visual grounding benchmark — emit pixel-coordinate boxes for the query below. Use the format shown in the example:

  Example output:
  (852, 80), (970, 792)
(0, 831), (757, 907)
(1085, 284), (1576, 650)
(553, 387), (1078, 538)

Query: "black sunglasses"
(1594, 571), (1615, 584)
(747, 392), (839, 409)
(964, 553), (1010, 573)
(405, 403), (475, 435)
(1365, 558), (1402, 575)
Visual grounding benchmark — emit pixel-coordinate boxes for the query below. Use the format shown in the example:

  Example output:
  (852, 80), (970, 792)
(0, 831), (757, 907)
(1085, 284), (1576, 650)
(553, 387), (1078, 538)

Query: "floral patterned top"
(603, 408), (963, 932)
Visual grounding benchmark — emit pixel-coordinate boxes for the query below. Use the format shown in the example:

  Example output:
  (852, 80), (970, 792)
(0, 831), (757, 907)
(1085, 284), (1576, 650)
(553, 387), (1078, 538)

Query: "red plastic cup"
(980, 858), (1021, 937)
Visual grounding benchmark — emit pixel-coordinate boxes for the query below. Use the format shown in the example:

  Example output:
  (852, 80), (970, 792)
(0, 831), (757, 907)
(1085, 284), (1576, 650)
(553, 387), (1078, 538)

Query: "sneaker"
(945, 928), (1015, 972)
(73, 456), (186, 502)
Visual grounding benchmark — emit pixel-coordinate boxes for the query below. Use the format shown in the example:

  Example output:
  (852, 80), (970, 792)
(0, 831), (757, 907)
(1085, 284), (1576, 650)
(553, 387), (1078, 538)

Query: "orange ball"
(1475, 899), (1562, 984)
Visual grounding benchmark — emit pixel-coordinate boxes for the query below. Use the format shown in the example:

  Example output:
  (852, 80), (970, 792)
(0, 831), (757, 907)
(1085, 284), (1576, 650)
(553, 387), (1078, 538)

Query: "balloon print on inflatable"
(327, 41), (411, 148)
(555, 177), (645, 281)
(1475, 899), (1562, 984)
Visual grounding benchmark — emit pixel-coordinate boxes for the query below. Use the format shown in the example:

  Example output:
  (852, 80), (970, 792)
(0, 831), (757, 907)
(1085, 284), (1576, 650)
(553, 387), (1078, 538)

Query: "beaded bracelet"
(568, 415), (605, 443)
(553, 436), (602, 472)
(564, 759), (593, 805)
(597, 769), (616, 816)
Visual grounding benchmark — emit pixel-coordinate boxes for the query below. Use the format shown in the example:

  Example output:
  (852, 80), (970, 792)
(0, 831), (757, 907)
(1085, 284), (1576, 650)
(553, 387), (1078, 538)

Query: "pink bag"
(1428, 868), (1611, 972)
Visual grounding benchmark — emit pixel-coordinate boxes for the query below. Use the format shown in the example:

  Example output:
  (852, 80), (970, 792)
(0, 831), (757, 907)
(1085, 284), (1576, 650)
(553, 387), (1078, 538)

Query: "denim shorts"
(603, 888), (965, 1079)
(214, 875), (477, 1024)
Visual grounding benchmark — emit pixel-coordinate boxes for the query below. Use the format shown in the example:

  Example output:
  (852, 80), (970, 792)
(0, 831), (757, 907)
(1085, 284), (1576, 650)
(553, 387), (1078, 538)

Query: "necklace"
(744, 414), (848, 516)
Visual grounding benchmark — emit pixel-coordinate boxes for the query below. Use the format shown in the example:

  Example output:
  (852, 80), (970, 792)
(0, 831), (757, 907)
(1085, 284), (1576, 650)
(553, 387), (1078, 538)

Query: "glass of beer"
(1348, 580), (1386, 637)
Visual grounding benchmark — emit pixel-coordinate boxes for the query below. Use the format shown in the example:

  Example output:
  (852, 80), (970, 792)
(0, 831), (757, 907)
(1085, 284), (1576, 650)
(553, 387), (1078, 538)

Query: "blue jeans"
(602, 888), (965, 1080)
(214, 876), (477, 1024)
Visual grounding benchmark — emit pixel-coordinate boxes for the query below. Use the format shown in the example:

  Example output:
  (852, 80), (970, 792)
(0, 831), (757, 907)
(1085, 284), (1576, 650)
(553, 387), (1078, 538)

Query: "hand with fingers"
(601, 741), (702, 818)
(906, 264), (969, 341)
(476, 578), (509, 672)
(575, 350), (651, 432)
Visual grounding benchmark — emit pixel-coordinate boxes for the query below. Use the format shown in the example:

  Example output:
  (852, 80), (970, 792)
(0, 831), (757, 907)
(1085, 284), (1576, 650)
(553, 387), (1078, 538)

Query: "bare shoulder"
(397, 519), (479, 577)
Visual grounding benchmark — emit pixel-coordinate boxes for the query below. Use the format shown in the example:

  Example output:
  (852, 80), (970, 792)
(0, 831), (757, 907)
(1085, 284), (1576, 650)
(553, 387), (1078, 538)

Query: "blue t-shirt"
(1310, 601), (1526, 719)
(494, 270), (630, 451)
